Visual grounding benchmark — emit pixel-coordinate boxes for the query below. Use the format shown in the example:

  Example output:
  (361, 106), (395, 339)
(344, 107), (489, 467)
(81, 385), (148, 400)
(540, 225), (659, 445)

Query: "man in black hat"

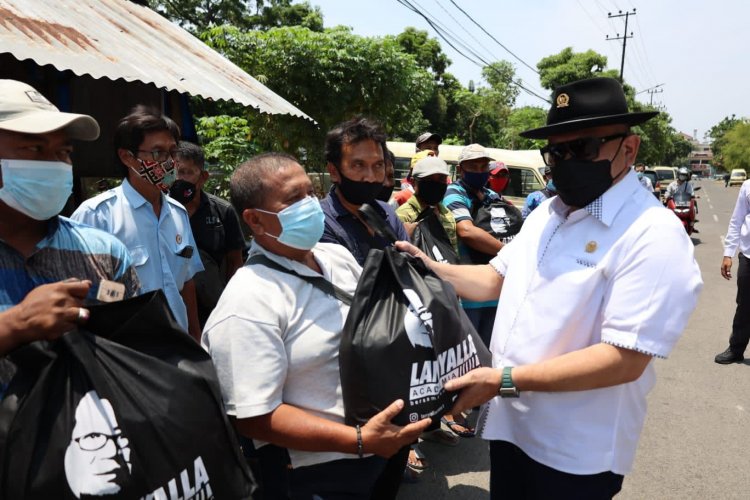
(396, 77), (703, 498)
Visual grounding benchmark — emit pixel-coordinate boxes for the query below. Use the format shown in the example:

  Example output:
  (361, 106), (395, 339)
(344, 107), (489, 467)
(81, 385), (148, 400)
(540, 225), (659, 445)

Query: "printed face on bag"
(64, 391), (132, 498)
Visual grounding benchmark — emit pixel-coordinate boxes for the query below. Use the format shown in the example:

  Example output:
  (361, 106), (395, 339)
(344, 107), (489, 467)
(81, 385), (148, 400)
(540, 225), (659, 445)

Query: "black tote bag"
(465, 198), (524, 264)
(340, 247), (491, 427)
(0, 290), (257, 499)
(411, 208), (460, 265)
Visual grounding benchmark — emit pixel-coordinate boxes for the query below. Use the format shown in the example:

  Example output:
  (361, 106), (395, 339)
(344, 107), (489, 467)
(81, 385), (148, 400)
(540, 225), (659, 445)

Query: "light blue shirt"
(71, 179), (203, 331)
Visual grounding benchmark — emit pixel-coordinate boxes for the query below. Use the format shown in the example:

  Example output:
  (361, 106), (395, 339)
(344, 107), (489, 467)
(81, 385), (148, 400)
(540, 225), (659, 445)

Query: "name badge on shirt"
(97, 280), (126, 303)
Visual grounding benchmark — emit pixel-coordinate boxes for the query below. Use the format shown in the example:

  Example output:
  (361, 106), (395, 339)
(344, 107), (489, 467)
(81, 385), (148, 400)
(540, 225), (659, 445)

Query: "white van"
(386, 141), (545, 207)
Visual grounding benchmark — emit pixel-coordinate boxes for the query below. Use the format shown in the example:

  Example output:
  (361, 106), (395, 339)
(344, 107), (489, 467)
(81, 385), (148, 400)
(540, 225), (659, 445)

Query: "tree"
(150, 0), (323, 33)
(195, 115), (260, 197)
(199, 25), (434, 170)
(708, 115), (745, 170)
(394, 27), (451, 79)
(392, 28), (453, 139)
(497, 106), (547, 150)
(721, 122), (750, 172)
(537, 47), (619, 90)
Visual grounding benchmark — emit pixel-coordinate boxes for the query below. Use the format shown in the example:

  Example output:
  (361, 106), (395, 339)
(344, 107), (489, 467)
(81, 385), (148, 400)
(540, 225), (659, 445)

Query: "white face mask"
(0, 159), (73, 220)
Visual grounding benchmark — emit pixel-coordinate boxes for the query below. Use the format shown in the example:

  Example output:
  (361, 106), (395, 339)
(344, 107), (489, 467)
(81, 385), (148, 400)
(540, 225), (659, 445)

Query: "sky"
(310, 0), (748, 141)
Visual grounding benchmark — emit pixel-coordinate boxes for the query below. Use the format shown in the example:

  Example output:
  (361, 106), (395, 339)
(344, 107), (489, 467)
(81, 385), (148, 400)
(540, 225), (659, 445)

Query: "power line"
(431, 0), (499, 62)
(396, 0), (550, 103)
(447, 0), (540, 75)
(633, 15), (660, 85)
(576, 0), (609, 36)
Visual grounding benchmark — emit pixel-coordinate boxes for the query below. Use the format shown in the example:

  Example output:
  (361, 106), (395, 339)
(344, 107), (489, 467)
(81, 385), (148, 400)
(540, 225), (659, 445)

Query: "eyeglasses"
(540, 134), (628, 166)
(133, 149), (178, 162)
(74, 430), (126, 452)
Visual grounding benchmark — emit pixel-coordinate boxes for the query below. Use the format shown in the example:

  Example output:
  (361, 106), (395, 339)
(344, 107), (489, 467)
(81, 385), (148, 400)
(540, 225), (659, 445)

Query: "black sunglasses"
(540, 134), (628, 166)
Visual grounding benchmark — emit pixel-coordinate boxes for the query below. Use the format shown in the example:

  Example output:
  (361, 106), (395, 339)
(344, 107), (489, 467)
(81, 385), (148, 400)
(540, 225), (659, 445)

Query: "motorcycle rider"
(665, 167), (694, 201)
(665, 167), (698, 233)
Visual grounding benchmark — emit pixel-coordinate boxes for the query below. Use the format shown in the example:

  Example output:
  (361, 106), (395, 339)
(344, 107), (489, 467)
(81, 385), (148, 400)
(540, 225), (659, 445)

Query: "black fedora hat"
(520, 77), (658, 139)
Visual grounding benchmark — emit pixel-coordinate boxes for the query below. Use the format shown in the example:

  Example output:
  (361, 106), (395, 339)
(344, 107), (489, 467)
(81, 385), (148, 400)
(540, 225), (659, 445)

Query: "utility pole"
(647, 87), (663, 106)
(606, 8), (636, 83)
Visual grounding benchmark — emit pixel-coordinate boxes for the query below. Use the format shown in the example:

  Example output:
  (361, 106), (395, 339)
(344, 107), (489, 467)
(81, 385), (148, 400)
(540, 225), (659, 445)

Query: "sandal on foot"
(421, 428), (459, 446)
(406, 445), (428, 471)
(441, 416), (476, 438)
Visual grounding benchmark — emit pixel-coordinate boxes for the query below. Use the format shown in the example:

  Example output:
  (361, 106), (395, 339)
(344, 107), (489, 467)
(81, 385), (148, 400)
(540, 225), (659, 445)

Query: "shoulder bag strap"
(247, 254), (353, 305)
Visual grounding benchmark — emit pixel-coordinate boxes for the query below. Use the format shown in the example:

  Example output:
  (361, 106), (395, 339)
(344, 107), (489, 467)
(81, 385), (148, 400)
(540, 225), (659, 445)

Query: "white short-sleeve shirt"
(201, 241), (362, 468)
(483, 170), (703, 475)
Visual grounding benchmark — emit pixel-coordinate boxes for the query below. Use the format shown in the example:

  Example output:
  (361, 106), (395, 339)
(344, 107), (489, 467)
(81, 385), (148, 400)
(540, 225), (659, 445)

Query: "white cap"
(458, 143), (494, 164)
(0, 80), (99, 141)
(413, 156), (450, 178)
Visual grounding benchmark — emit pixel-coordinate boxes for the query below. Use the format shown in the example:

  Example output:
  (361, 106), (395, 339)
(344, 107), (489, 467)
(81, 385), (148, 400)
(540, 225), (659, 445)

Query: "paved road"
(398, 179), (750, 499)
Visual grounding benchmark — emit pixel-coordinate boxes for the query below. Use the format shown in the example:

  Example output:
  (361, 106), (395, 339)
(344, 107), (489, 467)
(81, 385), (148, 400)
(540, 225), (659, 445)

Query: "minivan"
(387, 141), (545, 207)
(729, 169), (747, 187)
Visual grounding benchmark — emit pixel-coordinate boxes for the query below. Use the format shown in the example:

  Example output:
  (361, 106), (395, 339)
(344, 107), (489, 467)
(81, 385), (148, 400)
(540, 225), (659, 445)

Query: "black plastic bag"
(340, 247), (491, 427)
(465, 198), (523, 264)
(0, 291), (257, 500)
(411, 208), (459, 265)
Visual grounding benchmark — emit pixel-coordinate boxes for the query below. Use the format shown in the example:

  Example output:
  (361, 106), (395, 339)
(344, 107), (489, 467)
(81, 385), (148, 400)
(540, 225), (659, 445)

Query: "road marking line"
(738, 405), (745, 412)
(709, 204), (714, 210)
(714, 214), (719, 222)
(721, 235), (725, 245)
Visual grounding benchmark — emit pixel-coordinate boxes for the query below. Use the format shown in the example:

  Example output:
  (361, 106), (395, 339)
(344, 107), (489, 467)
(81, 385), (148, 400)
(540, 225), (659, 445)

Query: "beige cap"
(458, 143), (494, 164)
(413, 156), (450, 178)
(0, 80), (99, 141)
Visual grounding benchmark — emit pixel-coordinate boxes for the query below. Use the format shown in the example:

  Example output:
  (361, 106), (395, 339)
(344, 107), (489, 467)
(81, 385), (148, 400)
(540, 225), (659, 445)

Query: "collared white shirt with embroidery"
(482, 170), (702, 475)
(723, 178), (750, 258)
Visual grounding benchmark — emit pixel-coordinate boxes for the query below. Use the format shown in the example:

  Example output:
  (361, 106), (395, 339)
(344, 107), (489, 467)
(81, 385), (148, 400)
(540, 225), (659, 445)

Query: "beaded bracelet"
(355, 425), (363, 458)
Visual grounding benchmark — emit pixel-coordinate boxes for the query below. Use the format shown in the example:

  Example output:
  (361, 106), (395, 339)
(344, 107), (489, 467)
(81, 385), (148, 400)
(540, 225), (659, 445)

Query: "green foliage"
(195, 115), (260, 197)
(394, 28), (451, 78)
(199, 25), (435, 170)
(721, 122), (750, 172)
(497, 106), (547, 150)
(708, 115), (745, 169)
(441, 61), (520, 146)
(150, 0), (322, 33)
(537, 47), (618, 90)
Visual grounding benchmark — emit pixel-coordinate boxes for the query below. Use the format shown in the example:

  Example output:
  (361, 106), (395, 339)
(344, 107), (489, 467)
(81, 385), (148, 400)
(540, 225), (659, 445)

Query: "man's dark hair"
(175, 141), (205, 170)
(114, 105), (180, 177)
(385, 148), (395, 167)
(324, 117), (387, 168)
(231, 152), (299, 213)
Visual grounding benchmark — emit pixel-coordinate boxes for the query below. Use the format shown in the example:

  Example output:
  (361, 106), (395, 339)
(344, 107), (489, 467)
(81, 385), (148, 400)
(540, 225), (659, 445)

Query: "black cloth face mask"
(337, 170), (384, 205)
(169, 179), (197, 205)
(551, 158), (615, 208)
(550, 135), (630, 208)
(375, 184), (395, 203)
(416, 179), (448, 206)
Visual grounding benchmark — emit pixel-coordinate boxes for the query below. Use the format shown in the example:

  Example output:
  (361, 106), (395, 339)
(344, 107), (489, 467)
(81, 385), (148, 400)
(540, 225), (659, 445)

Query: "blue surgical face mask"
(462, 171), (490, 190)
(637, 171), (644, 180)
(0, 159), (73, 220)
(256, 196), (325, 250)
(546, 179), (556, 192)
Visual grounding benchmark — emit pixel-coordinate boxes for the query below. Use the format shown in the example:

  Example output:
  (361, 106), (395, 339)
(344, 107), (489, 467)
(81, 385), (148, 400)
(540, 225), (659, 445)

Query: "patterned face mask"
(132, 157), (177, 192)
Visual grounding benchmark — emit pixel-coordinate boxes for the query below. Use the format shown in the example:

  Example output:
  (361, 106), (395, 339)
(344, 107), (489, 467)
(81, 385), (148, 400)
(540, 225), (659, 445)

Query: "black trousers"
(370, 446), (410, 500)
(465, 306), (497, 348)
(290, 455), (386, 500)
(489, 441), (624, 500)
(729, 253), (750, 353)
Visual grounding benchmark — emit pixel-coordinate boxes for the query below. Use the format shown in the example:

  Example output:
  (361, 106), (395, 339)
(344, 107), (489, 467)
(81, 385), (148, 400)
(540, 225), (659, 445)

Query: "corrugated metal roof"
(0, 0), (314, 121)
